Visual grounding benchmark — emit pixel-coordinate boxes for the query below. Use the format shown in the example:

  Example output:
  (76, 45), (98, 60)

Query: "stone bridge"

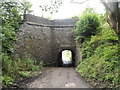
(14, 14), (81, 66)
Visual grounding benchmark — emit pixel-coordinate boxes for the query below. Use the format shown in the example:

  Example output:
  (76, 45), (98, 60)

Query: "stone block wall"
(14, 14), (81, 66)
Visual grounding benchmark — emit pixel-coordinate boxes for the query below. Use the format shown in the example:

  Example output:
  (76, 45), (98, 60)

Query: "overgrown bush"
(75, 8), (119, 88)
(77, 43), (119, 88)
(75, 8), (101, 43)
(2, 53), (44, 86)
(1, 1), (32, 54)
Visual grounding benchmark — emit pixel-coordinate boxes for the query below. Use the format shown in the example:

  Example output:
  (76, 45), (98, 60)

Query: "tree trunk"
(101, 0), (120, 44)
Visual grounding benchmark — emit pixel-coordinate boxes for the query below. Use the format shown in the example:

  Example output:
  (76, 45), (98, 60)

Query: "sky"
(27, 0), (105, 19)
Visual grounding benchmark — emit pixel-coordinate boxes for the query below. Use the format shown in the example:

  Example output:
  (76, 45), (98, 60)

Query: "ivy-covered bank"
(0, 1), (43, 87)
(75, 8), (120, 88)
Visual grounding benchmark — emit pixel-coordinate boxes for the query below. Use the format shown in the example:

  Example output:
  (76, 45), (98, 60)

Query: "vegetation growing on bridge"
(75, 8), (119, 88)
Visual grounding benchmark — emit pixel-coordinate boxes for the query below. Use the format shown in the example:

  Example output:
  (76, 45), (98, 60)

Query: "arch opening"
(62, 50), (72, 66)
(57, 49), (75, 67)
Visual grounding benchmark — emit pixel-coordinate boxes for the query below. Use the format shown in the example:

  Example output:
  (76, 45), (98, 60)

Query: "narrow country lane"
(27, 67), (92, 88)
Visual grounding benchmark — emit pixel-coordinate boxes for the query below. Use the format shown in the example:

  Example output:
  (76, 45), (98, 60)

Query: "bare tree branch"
(101, 0), (112, 14)
(70, 0), (90, 4)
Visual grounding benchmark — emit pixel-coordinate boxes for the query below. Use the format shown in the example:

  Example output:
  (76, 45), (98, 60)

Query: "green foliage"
(2, 53), (44, 86)
(19, 54), (36, 71)
(63, 50), (72, 60)
(21, 1), (33, 14)
(2, 75), (14, 85)
(75, 8), (119, 88)
(39, 61), (44, 70)
(19, 71), (30, 77)
(77, 44), (119, 88)
(1, 1), (43, 87)
(76, 19), (119, 88)
(2, 25), (16, 53)
(17, 54), (43, 71)
(71, 16), (79, 19)
(2, 53), (19, 79)
(75, 8), (101, 43)
(81, 24), (118, 60)
(1, 1), (32, 54)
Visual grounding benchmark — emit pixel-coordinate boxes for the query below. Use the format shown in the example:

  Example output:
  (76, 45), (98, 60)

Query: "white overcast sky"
(27, 0), (105, 19)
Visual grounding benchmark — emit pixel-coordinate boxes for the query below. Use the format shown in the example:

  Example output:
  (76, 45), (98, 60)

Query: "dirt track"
(27, 67), (92, 88)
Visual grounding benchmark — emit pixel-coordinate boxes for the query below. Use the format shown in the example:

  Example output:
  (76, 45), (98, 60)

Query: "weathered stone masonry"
(14, 14), (81, 66)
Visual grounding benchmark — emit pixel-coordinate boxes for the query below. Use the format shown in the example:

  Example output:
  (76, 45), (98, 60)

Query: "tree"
(101, 0), (120, 43)
(1, 0), (32, 25)
(0, 0), (32, 54)
(71, 0), (120, 43)
(75, 8), (100, 43)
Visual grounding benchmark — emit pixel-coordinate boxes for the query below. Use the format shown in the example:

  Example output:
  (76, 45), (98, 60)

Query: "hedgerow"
(75, 8), (119, 88)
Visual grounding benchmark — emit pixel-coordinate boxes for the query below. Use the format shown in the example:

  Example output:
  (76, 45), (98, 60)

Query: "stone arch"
(57, 48), (75, 67)
(14, 14), (82, 67)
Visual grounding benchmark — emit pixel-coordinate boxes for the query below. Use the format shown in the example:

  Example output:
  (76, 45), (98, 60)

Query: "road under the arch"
(27, 67), (93, 88)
